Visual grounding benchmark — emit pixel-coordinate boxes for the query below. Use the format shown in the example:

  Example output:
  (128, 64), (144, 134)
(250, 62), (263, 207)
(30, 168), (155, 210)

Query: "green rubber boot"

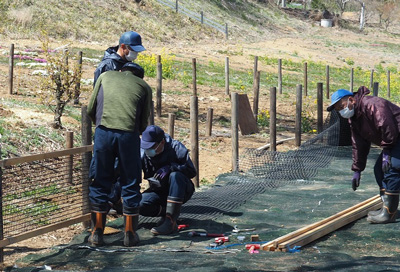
(367, 191), (399, 224)
(368, 189), (386, 217)
(151, 199), (183, 236)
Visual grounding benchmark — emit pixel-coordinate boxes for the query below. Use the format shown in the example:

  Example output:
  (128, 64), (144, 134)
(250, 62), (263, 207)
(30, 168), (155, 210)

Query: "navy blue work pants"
(374, 138), (400, 192)
(139, 171), (195, 217)
(89, 126), (142, 215)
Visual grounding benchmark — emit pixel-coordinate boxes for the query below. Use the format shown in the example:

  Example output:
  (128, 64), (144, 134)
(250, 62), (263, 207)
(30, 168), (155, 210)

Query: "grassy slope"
(0, 0), (301, 44)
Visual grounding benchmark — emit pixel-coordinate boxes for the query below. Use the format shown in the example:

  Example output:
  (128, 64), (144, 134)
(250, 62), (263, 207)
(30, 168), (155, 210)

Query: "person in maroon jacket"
(327, 86), (400, 224)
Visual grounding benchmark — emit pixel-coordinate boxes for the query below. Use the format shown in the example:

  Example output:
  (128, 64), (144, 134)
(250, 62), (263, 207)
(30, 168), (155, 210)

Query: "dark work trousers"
(139, 171), (195, 217)
(374, 138), (400, 192)
(89, 126), (142, 215)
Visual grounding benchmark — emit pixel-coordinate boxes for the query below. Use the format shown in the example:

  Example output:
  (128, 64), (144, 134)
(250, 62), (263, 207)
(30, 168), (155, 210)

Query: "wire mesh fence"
(154, 0), (227, 36)
(0, 146), (92, 240)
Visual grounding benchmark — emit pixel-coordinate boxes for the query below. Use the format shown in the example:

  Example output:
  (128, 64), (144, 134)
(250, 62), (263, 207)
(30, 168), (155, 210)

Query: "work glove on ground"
(154, 165), (171, 181)
(382, 151), (391, 174)
(352, 171), (361, 191)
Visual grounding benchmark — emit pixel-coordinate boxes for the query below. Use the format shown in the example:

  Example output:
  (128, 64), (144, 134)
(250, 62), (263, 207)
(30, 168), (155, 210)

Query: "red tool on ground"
(178, 224), (189, 231)
(245, 244), (260, 254)
(188, 231), (224, 237)
(214, 236), (229, 245)
(215, 237), (229, 243)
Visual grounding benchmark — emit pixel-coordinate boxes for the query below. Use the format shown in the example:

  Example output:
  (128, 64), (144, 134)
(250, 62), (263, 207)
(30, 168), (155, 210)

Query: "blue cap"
(141, 125), (165, 149)
(327, 89), (353, 111)
(119, 31), (146, 52)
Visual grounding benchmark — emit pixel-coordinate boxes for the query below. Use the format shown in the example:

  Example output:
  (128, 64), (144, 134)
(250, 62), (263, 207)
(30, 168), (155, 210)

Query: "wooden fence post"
(206, 107), (213, 137)
(190, 96), (199, 187)
(373, 82), (379, 97)
(156, 55), (162, 118)
(175, 0), (178, 12)
(326, 65), (330, 99)
(270, 87), (277, 151)
(350, 68), (354, 92)
(149, 101), (154, 126)
(81, 106), (91, 228)
(295, 84), (302, 147)
(225, 57), (229, 95)
(370, 69), (374, 89)
(231, 92), (239, 172)
(253, 71), (260, 122)
(253, 56), (258, 85)
(304, 62), (308, 97)
(168, 113), (175, 138)
(200, 11), (204, 24)
(192, 58), (197, 96)
(278, 59), (282, 94)
(65, 131), (74, 185)
(317, 83), (323, 134)
(0, 148), (4, 263)
(8, 44), (14, 95)
(387, 70), (390, 98)
(74, 51), (83, 105)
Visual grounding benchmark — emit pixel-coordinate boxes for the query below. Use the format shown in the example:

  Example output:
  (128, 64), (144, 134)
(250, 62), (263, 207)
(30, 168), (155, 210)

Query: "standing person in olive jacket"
(139, 125), (196, 235)
(93, 31), (145, 86)
(90, 31), (145, 214)
(327, 86), (400, 224)
(87, 62), (152, 247)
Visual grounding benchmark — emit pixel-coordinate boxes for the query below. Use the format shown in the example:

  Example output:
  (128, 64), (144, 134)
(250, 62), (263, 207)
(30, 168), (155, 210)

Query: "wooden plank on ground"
(261, 194), (380, 251)
(238, 94), (258, 135)
(278, 200), (381, 250)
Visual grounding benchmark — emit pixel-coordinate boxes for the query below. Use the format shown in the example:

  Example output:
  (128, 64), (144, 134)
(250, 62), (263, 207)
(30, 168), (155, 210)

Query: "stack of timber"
(262, 195), (382, 252)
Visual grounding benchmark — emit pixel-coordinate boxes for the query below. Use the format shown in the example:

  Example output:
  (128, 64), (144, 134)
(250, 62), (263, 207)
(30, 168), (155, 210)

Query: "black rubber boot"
(156, 205), (167, 227)
(151, 199), (183, 236)
(367, 191), (399, 224)
(88, 211), (107, 246)
(123, 214), (140, 247)
(368, 189), (386, 217)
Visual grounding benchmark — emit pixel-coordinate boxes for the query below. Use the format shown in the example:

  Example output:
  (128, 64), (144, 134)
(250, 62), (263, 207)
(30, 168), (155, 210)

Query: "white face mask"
(144, 142), (162, 157)
(125, 49), (138, 61)
(339, 98), (355, 119)
(144, 148), (157, 157)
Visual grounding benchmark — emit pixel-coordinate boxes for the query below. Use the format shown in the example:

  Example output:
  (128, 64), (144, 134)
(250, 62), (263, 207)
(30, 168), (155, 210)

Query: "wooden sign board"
(238, 94), (258, 135)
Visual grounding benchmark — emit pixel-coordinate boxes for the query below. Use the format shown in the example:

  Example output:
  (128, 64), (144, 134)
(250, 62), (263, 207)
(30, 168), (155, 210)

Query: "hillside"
(2, 0), (400, 267)
(0, 0), (291, 44)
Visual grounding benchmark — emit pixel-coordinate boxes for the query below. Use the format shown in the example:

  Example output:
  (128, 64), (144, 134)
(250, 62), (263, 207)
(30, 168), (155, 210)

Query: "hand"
(352, 171), (361, 191)
(154, 165), (171, 181)
(382, 151), (391, 174)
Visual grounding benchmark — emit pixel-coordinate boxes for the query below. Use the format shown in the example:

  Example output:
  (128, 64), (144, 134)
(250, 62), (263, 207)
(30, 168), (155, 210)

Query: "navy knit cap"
(141, 125), (165, 149)
(119, 31), (146, 52)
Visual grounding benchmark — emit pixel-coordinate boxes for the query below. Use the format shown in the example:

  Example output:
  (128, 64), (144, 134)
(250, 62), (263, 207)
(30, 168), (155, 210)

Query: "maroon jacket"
(349, 86), (400, 172)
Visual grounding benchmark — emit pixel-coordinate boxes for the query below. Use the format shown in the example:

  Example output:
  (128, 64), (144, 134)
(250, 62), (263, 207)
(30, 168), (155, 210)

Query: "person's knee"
(169, 172), (186, 186)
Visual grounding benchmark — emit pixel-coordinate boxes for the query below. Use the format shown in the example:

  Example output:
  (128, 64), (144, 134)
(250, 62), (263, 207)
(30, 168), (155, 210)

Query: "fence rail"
(0, 145), (93, 262)
(154, 0), (228, 37)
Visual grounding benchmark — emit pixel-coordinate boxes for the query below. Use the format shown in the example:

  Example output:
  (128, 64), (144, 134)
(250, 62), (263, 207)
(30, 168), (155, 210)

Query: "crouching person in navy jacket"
(139, 125), (196, 235)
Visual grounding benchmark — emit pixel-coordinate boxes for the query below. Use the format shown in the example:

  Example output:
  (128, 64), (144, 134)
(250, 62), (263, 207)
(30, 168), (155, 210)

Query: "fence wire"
(179, 111), (349, 221)
(154, 0), (227, 35)
(1, 153), (90, 237)
(0, 112), (350, 235)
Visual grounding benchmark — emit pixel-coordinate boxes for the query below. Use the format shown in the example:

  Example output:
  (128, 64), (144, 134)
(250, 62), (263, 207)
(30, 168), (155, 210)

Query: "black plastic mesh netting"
(176, 111), (351, 221)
